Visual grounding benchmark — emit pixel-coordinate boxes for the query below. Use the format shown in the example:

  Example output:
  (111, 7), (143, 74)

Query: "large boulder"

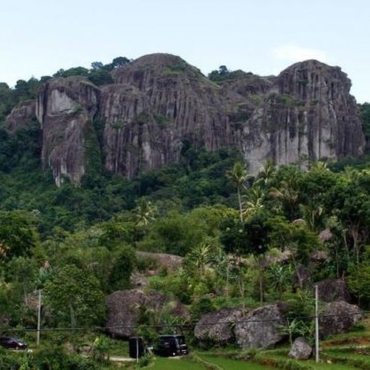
(136, 251), (183, 273)
(194, 307), (244, 346)
(316, 278), (351, 303)
(105, 289), (189, 338)
(319, 301), (362, 337)
(289, 337), (312, 359)
(234, 303), (288, 349)
(105, 290), (146, 338)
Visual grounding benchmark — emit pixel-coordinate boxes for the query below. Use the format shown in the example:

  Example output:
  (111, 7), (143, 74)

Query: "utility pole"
(136, 337), (139, 363)
(315, 285), (319, 362)
(37, 289), (42, 346)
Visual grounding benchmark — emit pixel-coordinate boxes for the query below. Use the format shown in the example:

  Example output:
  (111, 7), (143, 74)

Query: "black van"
(155, 334), (188, 357)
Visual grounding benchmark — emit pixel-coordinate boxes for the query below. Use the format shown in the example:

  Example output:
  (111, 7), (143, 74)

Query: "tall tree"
(227, 162), (249, 222)
(108, 246), (137, 292)
(0, 211), (39, 259)
(44, 265), (105, 329)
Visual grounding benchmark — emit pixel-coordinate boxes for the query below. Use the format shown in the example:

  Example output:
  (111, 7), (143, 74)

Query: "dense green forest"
(1, 59), (370, 368)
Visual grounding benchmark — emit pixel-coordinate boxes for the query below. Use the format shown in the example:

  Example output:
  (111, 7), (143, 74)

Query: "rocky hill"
(6, 53), (365, 185)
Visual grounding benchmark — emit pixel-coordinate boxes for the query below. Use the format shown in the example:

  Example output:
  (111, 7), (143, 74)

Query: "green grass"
(257, 353), (359, 370)
(320, 349), (370, 369)
(106, 338), (129, 356)
(151, 356), (206, 369)
(199, 354), (275, 369)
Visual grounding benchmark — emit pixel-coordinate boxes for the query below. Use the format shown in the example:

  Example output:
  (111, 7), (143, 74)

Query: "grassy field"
(150, 357), (206, 369)
(145, 354), (362, 369)
(199, 353), (276, 369)
(259, 352), (360, 370)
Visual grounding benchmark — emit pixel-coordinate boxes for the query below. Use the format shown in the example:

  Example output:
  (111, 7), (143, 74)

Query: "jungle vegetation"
(1, 61), (370, 368)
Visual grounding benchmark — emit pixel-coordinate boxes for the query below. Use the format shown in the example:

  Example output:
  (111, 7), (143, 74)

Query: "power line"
(3, 309), (368, 334)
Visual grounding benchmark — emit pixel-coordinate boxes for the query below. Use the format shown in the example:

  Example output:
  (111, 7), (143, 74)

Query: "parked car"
(155, 334), (188, 357)
(0, 336), (28, 350)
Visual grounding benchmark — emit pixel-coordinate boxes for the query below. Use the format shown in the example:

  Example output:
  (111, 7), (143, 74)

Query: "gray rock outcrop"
(136, 251), (183, 272)
(319, 301), (362, 337)
(105, 289), (189, 338)
(289, 337), (312, 359)
(243, 60), (365, 174)
(316, 278), (351, 303)
(35, 77), (100, 185)
(194, 307), (244, 346)
(106, 53), (234, 178)
(234, 303), (288, 349)
(6, 100), (36, 133)
(6, 53), (364, 184)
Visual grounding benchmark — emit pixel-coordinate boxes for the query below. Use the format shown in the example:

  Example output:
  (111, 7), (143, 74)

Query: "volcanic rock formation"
(6, 53), (364, 184)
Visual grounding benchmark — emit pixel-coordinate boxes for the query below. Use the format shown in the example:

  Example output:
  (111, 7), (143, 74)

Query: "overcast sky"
(1, 0), (369, 102)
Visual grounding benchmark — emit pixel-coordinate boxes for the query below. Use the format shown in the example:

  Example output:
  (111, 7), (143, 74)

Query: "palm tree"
(227, 162), (249, 223)
(256, 158), (276, 187)
(187, 243), (213, 278)
(242, 185), (265, 220)
(270, 180), (300, 221)
(207, 246), (233, 297)
(134, 199), (156, 228)
(300, 203), (323, 231)
(267, 263), (293, 299)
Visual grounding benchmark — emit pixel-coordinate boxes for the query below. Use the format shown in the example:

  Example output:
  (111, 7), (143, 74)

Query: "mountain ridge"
(5, 53), (365, 185)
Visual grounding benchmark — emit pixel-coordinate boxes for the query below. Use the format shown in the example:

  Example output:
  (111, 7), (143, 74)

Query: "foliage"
(360, 102), (370, 153)
(265, 216), (320, 264)
(135, 353), (154, 368)
(265, 263), (293, 299)
(108, 245), (137, 292)
(220, 211), (271, 257)
(347, 248), (370, 307)
(3, 61), (370, 352)
(33, 345), (108, 370)
(44, 264), (106, 329)
(137, 210), (210, 256)
(208, 66), (253, 83)
(0, 210), (40, 259)
(190, 297), (216, 321)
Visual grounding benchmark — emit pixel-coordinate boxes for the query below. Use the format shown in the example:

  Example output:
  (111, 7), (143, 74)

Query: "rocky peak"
(7, 53), (364, 184)
(100, 53), (233, 178)
(276, 59), (350, 99)
(243, 59), (365, 173)
(112, 53), (202, 87)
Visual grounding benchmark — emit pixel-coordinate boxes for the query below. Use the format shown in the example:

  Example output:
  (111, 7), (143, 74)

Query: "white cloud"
(271, 44), (328, 63)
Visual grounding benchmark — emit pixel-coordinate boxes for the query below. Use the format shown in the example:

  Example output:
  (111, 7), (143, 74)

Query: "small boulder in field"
(289, 337), (312, 359)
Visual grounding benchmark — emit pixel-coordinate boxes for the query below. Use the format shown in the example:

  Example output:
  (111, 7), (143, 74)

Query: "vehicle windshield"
(176, 336), (185, 345)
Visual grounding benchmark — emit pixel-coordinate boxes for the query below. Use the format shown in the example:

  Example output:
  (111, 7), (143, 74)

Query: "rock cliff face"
(6, 100), (36, 133)
(7, 53), (363, 184)
(35, 77), (100, 185)
(243, 60), (365, 173)
(104, 54), (234, 178)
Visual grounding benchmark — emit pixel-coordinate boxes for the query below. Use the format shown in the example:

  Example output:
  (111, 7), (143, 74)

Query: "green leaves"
(44, 265), (105, 328)
(0, 210), (39, 260)
(108, 246), (136, 292)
